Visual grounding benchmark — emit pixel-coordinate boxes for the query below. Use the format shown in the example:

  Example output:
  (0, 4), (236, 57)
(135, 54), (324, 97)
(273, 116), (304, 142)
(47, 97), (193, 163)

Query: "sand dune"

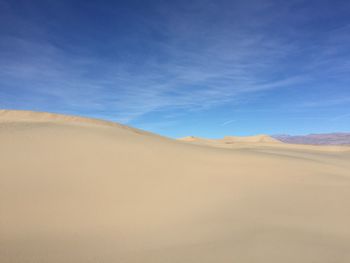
(178, 134), (279, 143)
(178, 133), (349, 152)
(1, 110), (350, 263)
(221, 134), (280, 143)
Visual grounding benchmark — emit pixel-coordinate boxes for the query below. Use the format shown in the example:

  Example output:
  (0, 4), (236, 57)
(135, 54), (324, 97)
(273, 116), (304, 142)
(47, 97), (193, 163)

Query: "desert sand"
(1, 110), (350, 263)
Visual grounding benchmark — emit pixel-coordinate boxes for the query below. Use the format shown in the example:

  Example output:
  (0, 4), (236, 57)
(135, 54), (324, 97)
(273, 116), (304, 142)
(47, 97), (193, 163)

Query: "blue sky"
(0, 0), (349, 138)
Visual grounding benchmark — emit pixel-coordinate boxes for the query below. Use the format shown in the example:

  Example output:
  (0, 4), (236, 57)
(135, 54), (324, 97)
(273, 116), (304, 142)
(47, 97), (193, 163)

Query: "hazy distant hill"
(273, 133), (350, 145)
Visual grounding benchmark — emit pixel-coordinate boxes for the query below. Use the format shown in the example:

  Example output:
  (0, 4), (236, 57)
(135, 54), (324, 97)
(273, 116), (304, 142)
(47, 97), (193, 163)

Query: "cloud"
(0, 0), (349, 125)
(0, 34), (301, 122)
(221, 119), (236, 126)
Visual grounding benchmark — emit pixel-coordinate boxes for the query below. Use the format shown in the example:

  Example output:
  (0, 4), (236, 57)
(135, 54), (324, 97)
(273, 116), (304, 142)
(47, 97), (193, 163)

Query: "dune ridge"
(1, 110), (350, 263)
(221, 134), (280, 143)
(179, 134), (281, 145)
(0, 109), (156, 136)
(178, 134), (279, 143)
(178, 133), (349, 152)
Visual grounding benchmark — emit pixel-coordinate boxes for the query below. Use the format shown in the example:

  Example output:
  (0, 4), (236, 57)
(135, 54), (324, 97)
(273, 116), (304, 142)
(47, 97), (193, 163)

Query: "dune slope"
(1, 110), (350, 263)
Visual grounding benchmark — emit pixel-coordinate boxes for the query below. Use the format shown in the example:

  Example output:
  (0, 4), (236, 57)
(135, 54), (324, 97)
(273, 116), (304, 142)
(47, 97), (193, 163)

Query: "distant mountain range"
(272, 133), (350, 145)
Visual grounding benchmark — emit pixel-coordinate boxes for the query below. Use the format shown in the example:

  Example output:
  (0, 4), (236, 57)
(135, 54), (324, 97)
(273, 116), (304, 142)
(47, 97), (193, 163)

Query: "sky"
(0, 0), (349, 138)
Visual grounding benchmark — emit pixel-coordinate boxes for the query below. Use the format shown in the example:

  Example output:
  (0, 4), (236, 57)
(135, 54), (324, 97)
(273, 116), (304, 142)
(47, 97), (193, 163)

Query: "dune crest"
(0, 109), (154, 136)
(221, 134), (280, 143)
(179, 134), (279, 144)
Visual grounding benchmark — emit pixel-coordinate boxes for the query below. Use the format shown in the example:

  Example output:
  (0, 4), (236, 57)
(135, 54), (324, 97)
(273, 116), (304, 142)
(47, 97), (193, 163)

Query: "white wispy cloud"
(221, 119), (236, 126)
(0, 0), (349, 125)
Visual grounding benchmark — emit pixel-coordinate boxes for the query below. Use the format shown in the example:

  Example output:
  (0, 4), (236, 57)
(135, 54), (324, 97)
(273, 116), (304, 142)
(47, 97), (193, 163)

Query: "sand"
(1, 110), (350, 263)
(179, 134), (280, 143)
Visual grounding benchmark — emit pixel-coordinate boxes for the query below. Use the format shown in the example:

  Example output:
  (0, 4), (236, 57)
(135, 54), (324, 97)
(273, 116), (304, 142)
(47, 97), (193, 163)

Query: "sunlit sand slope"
(1, 110), (350, 263)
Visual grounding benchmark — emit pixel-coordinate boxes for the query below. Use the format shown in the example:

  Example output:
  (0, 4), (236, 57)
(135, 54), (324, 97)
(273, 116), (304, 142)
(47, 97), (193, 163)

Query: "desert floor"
(1, 110), (350, 263)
